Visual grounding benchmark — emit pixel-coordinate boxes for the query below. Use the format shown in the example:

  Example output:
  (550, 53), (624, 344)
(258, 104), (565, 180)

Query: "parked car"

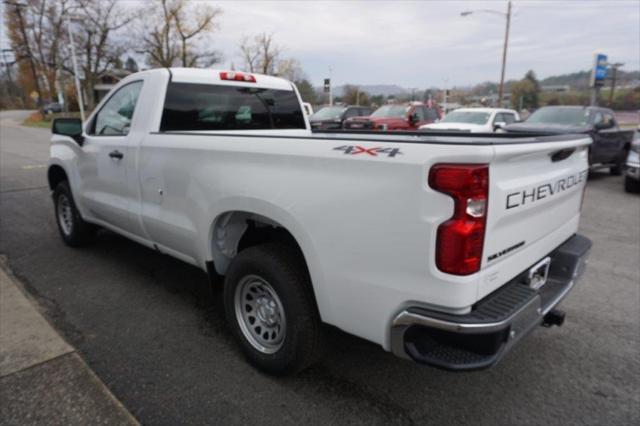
(343, 102), (441, 131)
(43, 102), (63, 114)
(504, 106), (634, 175)
(419, 108), (520, 133)
(625, 128), (640, 193)
(49, 68), (592, 375)
(308, 105), (373, 130)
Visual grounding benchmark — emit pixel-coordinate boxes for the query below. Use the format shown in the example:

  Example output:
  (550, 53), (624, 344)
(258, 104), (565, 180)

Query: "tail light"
(429, 164), (489, 275)
(220, 71), (256, 83)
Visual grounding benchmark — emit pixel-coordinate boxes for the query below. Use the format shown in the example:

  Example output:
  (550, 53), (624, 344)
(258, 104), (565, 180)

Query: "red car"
(343, 102), (441, 131)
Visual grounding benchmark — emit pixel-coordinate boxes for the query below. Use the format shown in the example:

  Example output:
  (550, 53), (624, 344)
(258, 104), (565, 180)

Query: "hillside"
(540, 70), (640, 88)
(320, 69), (640, 98)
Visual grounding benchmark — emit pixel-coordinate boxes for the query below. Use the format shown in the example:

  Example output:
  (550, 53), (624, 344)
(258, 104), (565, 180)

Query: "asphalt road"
(1, 110), (639, 425)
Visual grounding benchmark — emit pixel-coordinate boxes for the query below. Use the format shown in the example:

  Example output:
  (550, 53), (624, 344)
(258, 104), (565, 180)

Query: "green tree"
(511, 70), (541, 110)
(125, 57), (139, 73)
(341, 84), (370, 106)
(370, 94), (385, 108)
(295, 79), (317, 104)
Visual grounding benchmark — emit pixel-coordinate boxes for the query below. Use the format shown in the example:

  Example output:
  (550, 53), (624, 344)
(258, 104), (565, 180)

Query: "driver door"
(78, 80), (143, 233)
(590, 111), (619, 164)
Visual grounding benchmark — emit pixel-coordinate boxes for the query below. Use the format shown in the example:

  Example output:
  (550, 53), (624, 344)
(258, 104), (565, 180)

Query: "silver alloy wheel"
(234, 274), (286, 354)
(57, 193), (73, 236)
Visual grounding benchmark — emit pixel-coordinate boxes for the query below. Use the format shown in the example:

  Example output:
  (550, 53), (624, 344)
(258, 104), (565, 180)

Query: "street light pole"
(461, 0), (512, 106)
(498, 1), (512, 106)
(329, 66), (333, 106)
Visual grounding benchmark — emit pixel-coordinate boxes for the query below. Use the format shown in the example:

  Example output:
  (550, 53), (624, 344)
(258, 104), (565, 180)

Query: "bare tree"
(69, 0), (138, 108)
(172, 1), (221, 67)
(140, 0), (179, 67)
(4, 0), (74, 104)
(239, 35), (260, 73)
(140, 0), (222, 68)
(239, 32), (281, 75)
(276, 57), (304, 82)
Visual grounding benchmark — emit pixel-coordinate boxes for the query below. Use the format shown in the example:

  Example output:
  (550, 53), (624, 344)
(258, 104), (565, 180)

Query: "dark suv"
(504, 106), (634, 175)
(309, 105), (373, 130)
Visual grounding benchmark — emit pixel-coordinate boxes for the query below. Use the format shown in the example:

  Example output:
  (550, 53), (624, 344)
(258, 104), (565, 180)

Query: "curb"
(0, 258), (139, 425)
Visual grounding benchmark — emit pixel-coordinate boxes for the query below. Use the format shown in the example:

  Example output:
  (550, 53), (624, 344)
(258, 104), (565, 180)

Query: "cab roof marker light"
(220, 71), (256, 83)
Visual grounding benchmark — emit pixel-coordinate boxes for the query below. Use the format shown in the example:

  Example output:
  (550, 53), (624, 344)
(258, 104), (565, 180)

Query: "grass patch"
(22, 111), (81, 128)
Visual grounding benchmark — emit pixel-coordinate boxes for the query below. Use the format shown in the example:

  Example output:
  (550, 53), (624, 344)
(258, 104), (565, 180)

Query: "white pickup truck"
(49, 68), (592, 375)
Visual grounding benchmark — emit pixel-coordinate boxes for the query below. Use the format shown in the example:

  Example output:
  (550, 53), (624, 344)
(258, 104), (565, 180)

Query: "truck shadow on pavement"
(78, 229), (423, 422)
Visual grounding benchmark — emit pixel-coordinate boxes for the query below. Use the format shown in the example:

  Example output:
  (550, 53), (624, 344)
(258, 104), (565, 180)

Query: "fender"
(49, 136), (89, 217)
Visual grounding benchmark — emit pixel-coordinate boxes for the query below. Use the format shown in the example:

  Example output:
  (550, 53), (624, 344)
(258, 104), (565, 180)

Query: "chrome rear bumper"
(390, 234), (592, 370)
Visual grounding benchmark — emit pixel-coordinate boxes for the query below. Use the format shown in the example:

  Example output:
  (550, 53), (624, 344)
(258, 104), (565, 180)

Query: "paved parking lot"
(1, 110), (639, 425)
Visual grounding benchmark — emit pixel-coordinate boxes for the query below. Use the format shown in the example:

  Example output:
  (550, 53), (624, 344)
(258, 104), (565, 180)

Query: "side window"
(592, 112), (604, 125)
(493, 113), (505, 124)
(344, 108), (359, 119)
(91, 81), (143, 136)
(413, 107), (426, 121)
(603, 112), (616, 127)
(503, 113), (516, 124)
(424, 107), (438, 121)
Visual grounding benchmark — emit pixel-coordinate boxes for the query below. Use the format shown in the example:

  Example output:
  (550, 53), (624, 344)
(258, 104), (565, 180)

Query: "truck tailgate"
(479, 136), (592, 299)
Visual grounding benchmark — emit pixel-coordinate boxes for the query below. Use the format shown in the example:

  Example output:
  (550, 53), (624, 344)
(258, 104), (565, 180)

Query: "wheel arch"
(206, 202), (329, 321)
(47, 164), (69, 190)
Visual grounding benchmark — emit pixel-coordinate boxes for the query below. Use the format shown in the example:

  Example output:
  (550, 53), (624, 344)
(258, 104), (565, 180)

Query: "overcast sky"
(2, 0), (639, 88)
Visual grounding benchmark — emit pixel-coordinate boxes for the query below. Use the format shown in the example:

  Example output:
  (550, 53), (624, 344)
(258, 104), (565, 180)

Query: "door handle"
(109, 150), (124, 160)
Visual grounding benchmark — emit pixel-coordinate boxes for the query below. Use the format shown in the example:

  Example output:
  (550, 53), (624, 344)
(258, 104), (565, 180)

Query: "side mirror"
(409, 113), (419, 124)
(594, 121), (614, 131)
(52, 118), (84, 146)
(493, 121), (506, 131)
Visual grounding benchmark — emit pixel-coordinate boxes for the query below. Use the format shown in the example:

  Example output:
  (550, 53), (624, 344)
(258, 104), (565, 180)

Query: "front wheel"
(625, 176), (640, 193)
(223, 243), (325, 375)
(610, 153), (626, 176)
(53, 181), (96, 247)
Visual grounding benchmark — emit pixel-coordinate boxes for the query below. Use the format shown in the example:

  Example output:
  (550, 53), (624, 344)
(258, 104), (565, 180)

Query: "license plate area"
(527, 257), (551, 290)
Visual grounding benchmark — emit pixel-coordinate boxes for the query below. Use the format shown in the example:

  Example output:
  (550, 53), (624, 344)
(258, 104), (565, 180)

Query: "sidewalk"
(0, 260), (138, 425)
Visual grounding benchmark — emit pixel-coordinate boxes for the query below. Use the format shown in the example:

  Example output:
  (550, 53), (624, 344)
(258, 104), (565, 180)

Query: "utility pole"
(66, 17), (85, 121)
(6, 1), (43, 108)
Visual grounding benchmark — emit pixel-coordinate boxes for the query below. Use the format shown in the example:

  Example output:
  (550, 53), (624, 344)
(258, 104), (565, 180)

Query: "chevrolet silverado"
(49, 68), (592, 375)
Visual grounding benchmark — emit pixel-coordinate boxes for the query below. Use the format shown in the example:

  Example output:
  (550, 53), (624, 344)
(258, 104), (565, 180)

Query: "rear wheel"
(53, 181), (96, 247)
(223, 243), (325, 375)
(625, 176), (640, 193)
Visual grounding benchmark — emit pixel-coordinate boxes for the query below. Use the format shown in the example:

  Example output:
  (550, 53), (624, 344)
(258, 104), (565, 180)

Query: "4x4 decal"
(333, 145), (403, 158)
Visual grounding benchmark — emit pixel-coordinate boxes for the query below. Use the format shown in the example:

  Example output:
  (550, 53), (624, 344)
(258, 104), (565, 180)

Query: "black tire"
(610, 164), (623, 176)
(610, 154), (626, 176)
(223, 243), (325, 375)
(625, 176), (640, 193)
(53, 181), (96, 247)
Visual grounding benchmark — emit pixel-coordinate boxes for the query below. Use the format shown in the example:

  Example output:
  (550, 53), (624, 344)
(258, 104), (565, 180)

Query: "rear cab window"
(160, 83), (306, 131)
